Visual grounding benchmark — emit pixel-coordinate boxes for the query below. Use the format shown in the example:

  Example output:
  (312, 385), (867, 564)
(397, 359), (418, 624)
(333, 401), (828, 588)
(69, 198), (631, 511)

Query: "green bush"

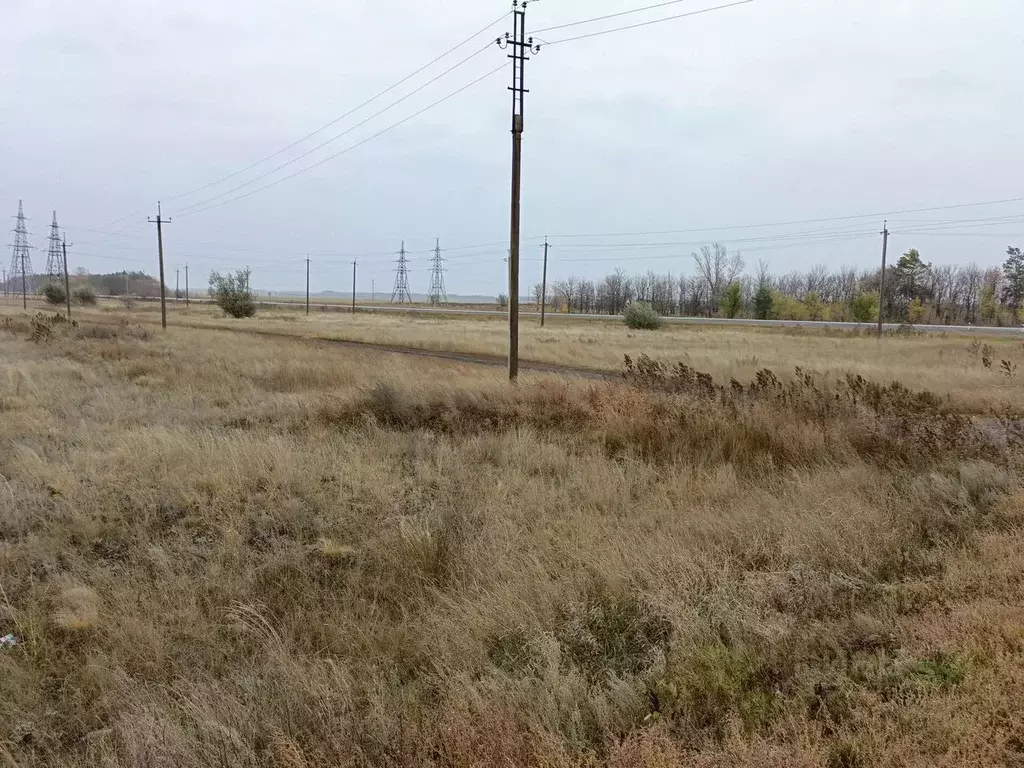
(73, 285), (97, 306)
(624, 301), (663, 330)
(41, 282), (67, 305)
(209, 269), (256, 318)
(851, 292), (878, 323)
(722, 282), (743, 319)
(753, 285), (773, 320)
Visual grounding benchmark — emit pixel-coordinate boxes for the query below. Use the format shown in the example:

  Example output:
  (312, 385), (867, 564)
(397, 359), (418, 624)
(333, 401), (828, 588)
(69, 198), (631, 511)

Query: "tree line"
(533, 244), (1024, 326)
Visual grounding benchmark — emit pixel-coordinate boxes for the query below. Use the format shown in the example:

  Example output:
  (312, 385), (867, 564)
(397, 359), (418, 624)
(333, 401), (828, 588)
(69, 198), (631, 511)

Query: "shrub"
(73, 285), (97, 306)
(209, 269), (256, 318)
(722, 282), (743, 318)
(753, 285), (773, 320)
(624, 301), (663, 330)
(851, 292), (878, 323)
(497, 293), (509, 309)
(41, 282), (67, 305)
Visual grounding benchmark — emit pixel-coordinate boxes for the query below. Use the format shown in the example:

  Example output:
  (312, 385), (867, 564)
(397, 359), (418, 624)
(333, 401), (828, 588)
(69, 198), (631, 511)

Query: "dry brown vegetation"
(3, 308), (1024, 767)
(11, 297), (1024, 412)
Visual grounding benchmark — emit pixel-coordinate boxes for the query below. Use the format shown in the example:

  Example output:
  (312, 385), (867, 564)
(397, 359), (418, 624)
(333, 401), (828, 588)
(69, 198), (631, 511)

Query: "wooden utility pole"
(351, 259), (357, 314)
(148, 202), (170, 329)
(305, 257), (311, 315)
(175, 268), (180, 302)
(877, 220), (889, 339)
(61, 232), (72, 317)
(185, 263), (189, 309)
(499, 2), (538, 380)
(540, 237), (549, 327)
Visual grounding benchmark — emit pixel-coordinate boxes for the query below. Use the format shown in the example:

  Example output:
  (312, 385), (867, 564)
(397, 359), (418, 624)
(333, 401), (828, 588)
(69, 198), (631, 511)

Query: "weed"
(557, 580), (672, 682)
(909, 652), (966, 687)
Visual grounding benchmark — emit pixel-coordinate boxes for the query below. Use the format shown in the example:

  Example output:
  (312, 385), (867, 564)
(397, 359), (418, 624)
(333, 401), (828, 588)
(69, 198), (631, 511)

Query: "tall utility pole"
(61, 231), (72, 317)
(175, 268), (180, 302)
(540, 237), (549, 327)
(427, 238), (447, 306)
(148, 202), (170, 330)
(498, 2), (539, 380)
(877, 220), (889, 339)
(391, 241), (413, 303)
(351, 259), (358, 314)
(305, 256), (311, 315)
(8, 200), (34, 311)
(185, 263), (189, 309)
(45, 212), (64, 283)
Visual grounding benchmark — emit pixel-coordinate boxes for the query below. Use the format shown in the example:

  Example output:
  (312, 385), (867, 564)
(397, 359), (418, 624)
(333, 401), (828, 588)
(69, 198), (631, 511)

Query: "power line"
(543, 0), (754, 46)
(167, 12), (509, 204)
(545, 195), (1024, 239)
(552, 232), (878, 262)
(535, 0), (697, 34)
(176, 43), (497, 215)
(95, 12), (508, 229)
(177, 64), (507, 219)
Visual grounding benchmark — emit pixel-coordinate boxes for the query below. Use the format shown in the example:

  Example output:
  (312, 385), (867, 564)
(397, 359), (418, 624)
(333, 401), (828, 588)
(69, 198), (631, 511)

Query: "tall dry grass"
(6, 297), (1023, 412)
(1, 312), (1023, 766)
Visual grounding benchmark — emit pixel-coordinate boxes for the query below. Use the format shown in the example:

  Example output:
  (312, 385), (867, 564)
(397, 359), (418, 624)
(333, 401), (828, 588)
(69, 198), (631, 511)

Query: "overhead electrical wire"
(175, 43), (498, 215)
(175, 64), (507, 219)
(542, 0), (754, 46)
(95, 11), (508, 227)
(534, 0), (697, 34)
(168, 12), (509, 203)
(545, 196), (1024, 239)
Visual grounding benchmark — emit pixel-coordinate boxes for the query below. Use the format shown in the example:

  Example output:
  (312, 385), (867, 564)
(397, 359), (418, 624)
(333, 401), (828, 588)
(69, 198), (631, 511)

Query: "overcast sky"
(3, 0), (1022, 296)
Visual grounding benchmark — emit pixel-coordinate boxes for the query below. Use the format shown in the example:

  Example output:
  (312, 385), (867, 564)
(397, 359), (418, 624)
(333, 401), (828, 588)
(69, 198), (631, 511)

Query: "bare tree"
(756, 258), (771, 288)
(693, 243), (742, 316)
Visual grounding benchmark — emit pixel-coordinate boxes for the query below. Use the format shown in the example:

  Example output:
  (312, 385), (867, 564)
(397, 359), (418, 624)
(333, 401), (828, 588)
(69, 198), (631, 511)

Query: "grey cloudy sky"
(3, 0), (1022, 296)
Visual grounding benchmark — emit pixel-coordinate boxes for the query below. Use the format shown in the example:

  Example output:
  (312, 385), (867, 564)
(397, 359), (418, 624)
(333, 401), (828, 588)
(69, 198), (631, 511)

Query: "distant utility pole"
(123, 270), (129, 296)
(61, 231), (72, 317)
(351, 259), (358, 314)
(540, 236), (549, 327)
(1, 268), (6, 298)
(175, 268), (180, 302)
(877, 220), (889, 339)
(427, 238), (448, 306)
(371, 278), (375, 302)
(45, 212), (63, 283)
(185, 263), (189, 309)
(391, 241), (413, 303)
(8, 200), (34, 311)
(148, 202), (170, 329)
(498, 2), (540, 381)
(305, 256), (311, 315)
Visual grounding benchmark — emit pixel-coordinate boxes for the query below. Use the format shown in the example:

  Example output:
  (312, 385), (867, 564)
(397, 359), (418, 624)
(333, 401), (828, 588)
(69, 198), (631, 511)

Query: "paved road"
(273, 300), (1024, 336)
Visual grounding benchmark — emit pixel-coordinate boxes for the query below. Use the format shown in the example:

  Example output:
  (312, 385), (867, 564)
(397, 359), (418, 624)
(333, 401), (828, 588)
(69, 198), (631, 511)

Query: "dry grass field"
(3, 305), (1024, 766)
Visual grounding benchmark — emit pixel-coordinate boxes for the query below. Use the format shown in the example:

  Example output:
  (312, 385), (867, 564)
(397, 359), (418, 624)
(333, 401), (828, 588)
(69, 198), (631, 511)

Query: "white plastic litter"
(0, 633), (18, 647)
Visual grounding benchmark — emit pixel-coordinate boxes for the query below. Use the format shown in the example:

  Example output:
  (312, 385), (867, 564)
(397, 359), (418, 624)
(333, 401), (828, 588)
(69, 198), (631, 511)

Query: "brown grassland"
(3, 304), (1024, 766)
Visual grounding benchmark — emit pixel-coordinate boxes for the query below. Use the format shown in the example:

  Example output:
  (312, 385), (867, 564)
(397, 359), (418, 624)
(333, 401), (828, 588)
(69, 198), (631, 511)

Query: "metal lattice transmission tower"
(8, 200), (34, 295)
(45, 211), (64, 282)
(391, 240), (413, 303)
(427, 238), (447, 306)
